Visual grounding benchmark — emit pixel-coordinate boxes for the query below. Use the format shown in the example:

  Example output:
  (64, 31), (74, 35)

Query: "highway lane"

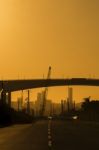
(0, 121), (49, 150)
(0, 120), (99, 150)
(52, 120), (99, 150)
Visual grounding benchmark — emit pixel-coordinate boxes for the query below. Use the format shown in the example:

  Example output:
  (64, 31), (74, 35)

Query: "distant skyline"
(0, 0), (99, 102)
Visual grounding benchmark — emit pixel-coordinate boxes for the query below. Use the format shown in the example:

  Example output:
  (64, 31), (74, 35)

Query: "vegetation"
(79, 98), (99, 121)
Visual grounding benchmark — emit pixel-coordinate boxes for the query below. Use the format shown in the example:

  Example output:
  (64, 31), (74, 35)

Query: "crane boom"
(40, 66), (51, 116)
(44, 66), (51, 97)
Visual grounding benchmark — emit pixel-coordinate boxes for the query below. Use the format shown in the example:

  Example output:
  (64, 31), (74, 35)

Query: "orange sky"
(0, 0), (99, 103)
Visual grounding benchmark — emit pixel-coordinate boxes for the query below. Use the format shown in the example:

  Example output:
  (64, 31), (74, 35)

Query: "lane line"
(48, 120), (52, 148)
(48, 129), (50, 132)
(48, 131), (51, 135)
(48, 140), (52, 147)
(48, 135), (51, 139)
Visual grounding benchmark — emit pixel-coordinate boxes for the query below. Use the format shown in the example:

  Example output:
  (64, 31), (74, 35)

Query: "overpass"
(1, 78), (99, 92)
(1, 78), (99, 106)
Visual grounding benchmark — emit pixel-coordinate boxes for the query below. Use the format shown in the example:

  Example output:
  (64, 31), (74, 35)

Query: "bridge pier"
(0, 91), (11, 107)
(0, 91), (6, 105)
(7, 92), (11, 107)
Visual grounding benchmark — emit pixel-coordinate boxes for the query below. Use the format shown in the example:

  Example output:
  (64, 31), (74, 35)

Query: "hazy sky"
(0, 0), (99, 102)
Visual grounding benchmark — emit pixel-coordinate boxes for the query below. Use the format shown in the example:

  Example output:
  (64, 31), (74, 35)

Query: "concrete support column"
(1, 91), (6, 104)
(8, 92), (11, 107)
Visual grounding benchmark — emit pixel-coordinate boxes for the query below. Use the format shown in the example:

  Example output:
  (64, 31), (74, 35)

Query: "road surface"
(0, 120), (99, 150)
(52, 120), (99, 150)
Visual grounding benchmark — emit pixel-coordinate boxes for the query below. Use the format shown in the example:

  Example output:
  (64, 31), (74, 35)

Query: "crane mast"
(40, 66), (51, 116)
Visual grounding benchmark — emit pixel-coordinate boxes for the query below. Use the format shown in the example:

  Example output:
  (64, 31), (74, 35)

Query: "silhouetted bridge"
(0, 78), (99, 106)
(1, 78), (99, 92)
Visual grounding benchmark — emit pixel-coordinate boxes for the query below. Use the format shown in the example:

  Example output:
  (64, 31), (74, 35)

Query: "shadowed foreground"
(0, 121), (48, 150)
(52, 120), (99, 150)
(0, 120), (99, 150)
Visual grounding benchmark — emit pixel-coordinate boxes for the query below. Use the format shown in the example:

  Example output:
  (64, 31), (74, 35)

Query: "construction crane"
(40, 66), (51, 117)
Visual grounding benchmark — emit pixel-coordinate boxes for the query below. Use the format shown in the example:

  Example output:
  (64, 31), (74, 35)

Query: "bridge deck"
(0, 78), (99, 92)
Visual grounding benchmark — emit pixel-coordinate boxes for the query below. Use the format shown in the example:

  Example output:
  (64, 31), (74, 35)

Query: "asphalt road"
(0, 120), (99, 150)
(0, 121), (48, 150)
(52, 120), (99, 150)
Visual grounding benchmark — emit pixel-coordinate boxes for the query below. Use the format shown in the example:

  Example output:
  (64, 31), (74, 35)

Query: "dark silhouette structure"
(1, 78), (99, 92)
(80, 98), (99, 121)
(1, 78), (99, 107)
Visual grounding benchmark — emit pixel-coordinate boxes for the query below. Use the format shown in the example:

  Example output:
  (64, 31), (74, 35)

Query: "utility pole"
(17, 98), (20, 111)
(67, 98), (70, 113)
(27, 90), (30, 114)
(61, 100), (64, 115)
(1, 81), (6, 104)
(21, 90), (23, 110)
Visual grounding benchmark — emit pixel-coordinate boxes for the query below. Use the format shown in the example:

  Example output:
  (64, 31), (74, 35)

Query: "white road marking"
(48, 129), (51, 132)
(48, 135), (51, 139)
(48, 140), (52, 147)
(48, 131), (51, 135)
(48, 120), (52, 147)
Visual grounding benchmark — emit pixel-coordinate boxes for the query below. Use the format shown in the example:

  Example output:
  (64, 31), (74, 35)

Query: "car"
(48, 116), (52, 120)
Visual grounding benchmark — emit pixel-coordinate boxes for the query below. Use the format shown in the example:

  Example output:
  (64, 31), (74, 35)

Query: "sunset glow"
(0, 0), (99, 102)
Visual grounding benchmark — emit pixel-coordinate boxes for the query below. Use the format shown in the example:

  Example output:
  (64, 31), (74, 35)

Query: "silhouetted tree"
(81, 98), (99, 121)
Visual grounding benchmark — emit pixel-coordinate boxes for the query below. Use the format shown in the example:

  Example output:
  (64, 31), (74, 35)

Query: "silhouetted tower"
(73, 101), (75, 110)
(67, 98), (70, 112)
(17, 97), (23, 111)
(61, 100), (64, 115)
(63, 100), (67, 112)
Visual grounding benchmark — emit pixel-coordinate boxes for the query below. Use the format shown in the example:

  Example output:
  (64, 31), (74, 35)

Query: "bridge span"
(0, 78), (99, 106)
(1, 78), (99, 92)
